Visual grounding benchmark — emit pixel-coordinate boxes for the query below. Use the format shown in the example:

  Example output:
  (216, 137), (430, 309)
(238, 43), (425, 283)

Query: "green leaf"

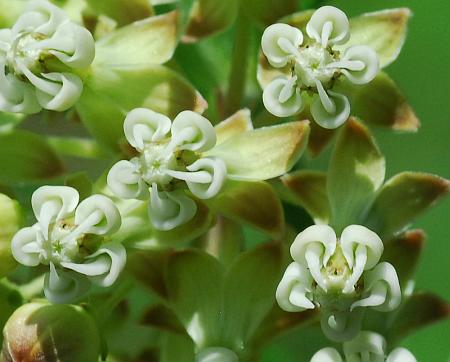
(141, 304), (186, 335)
(0, 130), (65, 184)
(215, 109), (253, 145)
(365, 172), (449, 238)
(166, 249), (224, 347)
(0, 281), (23, 345)
(279, 171), (330, 224)
(184, 0), (238, 42)
(0, 194), (21, 277)
(386, 293), (450, 343)
(382, 230), (425, 290)
(94, 11), (178, 68)
(78, 65), (207, 150)
(221, 242), (284, 347)
(335, 8), (412, 68)
(86, 0), (154, 26)
(206, 121), (310, 180)
(341, 72), (419, 132)
(327, 118), (385, 233)
(307, 119), (335, 157)
(64, 172), (93, 201)
(0, 113), (25, 133)
(160, 332), (195, 362)
(243, 0), (297, 27)
(204, 180), (285, 239)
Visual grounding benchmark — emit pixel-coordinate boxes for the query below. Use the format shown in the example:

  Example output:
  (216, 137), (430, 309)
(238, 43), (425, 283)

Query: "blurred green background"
(265, 0), (450, 360)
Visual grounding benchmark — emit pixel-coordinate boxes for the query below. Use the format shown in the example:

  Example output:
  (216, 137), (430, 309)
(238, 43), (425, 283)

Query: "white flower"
(261, 6), (379, 129)
(0, 0), (95, 113)
(196, 347), (239, 362)
(11, 186), (125, 304)
(310, 331), (417, 362)
(107, 108), (227, 231)
(276, 224), (401, 341)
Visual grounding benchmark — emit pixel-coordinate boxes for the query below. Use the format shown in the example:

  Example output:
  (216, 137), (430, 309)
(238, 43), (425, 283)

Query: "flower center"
(294, 43), (337, 88)
(138, 143), (178, 186)
(6, 32), (46, 76)
(39, 220), (80, 265)
(322, 246), (352, 291)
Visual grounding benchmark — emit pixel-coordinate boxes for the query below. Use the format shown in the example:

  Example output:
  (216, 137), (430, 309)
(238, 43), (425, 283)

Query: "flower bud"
(0, 193), (21, 277)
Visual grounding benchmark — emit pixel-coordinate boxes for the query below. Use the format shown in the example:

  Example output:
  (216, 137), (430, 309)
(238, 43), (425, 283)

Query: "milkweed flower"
(0, 0), (95, 113)
(310, 331), (417, 361)
(261, 6), (379, 129)
(276, 224), (401, 341)
(11, 186), (126, 304)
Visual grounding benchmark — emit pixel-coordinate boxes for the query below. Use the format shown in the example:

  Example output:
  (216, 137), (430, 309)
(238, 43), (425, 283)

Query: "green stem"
(225, 7), (253, 115)
(47, 136), (109, 159)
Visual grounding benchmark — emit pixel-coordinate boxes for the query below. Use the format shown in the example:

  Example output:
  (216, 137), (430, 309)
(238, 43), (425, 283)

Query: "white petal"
(290, 224), (336, 267)
(263, 77), (303, 118)
(107, 159), (149, 200)
(351, 282), (387, 311)
(320, 309), (363, 342)
(305, 243), (328, 291)
(11, 226), (41, 266)
(123, 108), (172, 150)
(343, 244), (367, 294)
(340, 225), (384, 271)
(306, 6), (350, 46)
(170, 111), (216, 152)
(44, 263), (91, 304)
(74, 194), (121, 235)
(196, 347), (239, 362)
(148, 185), (197, 230)
(343, 331), (386, 361)
(310, 91), (350, 129)
(261, 23), (303, 68)
(34, 72), (83, 111)
(276, 262), (315, 312)
(386, 348), (417, 362)
(310, 348), (343, 362)
(340, 45), (380, 85)
(361, 262), (401, 312)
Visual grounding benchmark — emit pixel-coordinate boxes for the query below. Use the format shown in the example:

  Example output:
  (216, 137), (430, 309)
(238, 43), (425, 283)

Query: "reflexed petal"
(170, 111), (216, 152)
(74, 194), (121, 235)
(263, 77), (303, 117)
(343, 331), (386, 362)
(306, 6), (350, 46)
(148, 185), (197, 230)
(310, 91), (350, 129)
(320, 309), (363, 342)
(196, 347), (239, 362)
(310, 348), (343, 362)
(11, 227), (41, 267)
(185, 157), (227, 199)
(107, 159), (148, 200)
(340, 45), (379, 85)
(387, 348), (417, 362)
(261, 23), (303, 68)
(276, 262), (314, 312)
(123, 108), (172, 150)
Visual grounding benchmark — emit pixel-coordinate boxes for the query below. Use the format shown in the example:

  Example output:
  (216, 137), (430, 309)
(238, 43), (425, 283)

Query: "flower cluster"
(0, 0), (95, 113)
(261, 6), (379, 129)
(108, 108), (227, 231)
(11, 186), (126, 303)
(311, 331), (417, 362)
(276, 225), (401, 341)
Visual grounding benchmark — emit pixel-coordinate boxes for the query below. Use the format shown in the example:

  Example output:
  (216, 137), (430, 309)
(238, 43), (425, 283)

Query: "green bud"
(0, 193), (21, 277)
(2, 301), (101, 362)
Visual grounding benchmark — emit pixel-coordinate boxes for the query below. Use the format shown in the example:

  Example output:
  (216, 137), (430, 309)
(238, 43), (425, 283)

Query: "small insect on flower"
(310, 330), (417, 361)
(261, 6), (379, 129)
(11, 186), (126, 304)
(0, 0), (95, 113)
(108, 108), (227, 231)
(276, 225), (401, 341)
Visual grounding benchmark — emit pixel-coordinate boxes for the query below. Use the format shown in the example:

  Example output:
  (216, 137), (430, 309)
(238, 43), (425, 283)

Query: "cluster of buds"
(311, 331), (417, 362)
(11, 186), (126, 303)
(0, 0), (95, 113)
(261, 6), (379, 129)
(277, 225), (401, 341)
(108, 108), (227, 231)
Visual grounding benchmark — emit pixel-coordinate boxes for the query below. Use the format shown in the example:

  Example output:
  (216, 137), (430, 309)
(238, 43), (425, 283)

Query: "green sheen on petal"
(215, 109), (253, 145)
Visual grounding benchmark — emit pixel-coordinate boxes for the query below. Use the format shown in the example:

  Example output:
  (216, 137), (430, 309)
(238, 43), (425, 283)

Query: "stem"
(225, 7), (253, 115)
(47, 136), (109, 159)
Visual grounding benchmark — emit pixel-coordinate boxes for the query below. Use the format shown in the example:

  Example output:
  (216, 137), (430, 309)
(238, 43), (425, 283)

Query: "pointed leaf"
(243, 0), (297, 27)
(342, 72), (419, 132)
(166, 249), (223, 347)
(0, 131), (65, 184)
(365, 172), (449, 238)
(222, 242), (284, 347)
(280, 171), (330, 224)
(336, 8), (412, 68)
(141, 304), (186, 335)
(204, 180), (284, 238)
(86, 0), (154, 26)
(215, 109), (253, 145)
(184, 0), (238, 42)
(327, 118), (385, 233)
(94, 12), (177, 68)
(206, 121), (310, 180)
(0, 194), (21, 277)
(387, 293), (450, 343)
